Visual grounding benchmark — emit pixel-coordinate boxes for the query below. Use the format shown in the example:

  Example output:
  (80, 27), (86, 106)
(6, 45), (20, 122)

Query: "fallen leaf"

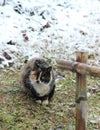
(3, 52), (12, 60)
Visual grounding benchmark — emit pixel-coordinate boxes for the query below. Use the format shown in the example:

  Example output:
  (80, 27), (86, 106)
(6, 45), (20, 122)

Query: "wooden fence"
(56, 51), (100, 130)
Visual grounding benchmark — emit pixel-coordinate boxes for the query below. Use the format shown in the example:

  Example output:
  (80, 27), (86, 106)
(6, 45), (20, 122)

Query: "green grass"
(0, 69), (99, 130)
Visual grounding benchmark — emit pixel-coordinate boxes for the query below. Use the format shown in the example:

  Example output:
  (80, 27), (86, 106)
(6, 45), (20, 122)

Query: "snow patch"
(0, 0), (100, 68)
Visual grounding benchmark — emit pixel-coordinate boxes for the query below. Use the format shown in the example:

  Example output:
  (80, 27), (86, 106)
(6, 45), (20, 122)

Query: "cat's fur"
(20, 57), (55, 105)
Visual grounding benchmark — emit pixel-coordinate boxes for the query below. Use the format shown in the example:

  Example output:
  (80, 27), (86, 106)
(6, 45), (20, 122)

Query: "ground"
(0, 69), (99, 130)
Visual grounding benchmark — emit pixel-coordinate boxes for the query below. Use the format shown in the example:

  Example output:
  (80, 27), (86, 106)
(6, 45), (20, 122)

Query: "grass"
(0, 69), (99, 130)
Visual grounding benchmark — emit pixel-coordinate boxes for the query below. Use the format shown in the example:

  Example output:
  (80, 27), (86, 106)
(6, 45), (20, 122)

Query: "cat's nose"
(36, 80), (40, 83)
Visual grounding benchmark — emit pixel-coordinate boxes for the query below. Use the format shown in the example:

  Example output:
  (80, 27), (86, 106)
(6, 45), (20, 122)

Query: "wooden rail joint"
(72, 62), (79, 72)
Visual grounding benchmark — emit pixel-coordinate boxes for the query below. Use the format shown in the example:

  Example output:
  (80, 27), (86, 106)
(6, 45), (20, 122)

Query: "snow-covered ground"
(0, 0), (100, 68)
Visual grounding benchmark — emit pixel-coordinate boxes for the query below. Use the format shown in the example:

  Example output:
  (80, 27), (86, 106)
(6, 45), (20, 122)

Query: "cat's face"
(39, 67), (52, 83)
(30, 67), (52, 84)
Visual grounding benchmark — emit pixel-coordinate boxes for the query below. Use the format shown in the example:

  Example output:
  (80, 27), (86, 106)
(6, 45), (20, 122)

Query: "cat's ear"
(35, 60), (40, 68)
(47, 66), (52, 71)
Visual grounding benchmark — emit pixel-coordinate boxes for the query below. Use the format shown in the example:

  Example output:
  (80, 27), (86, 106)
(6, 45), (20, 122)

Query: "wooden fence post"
(56, 51), (100, 129)
(76, 51), (87, 130)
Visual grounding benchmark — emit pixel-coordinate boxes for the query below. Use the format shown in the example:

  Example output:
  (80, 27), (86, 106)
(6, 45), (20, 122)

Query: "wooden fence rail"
(56, 51), (100, 130)
(56, 60), (100, 77)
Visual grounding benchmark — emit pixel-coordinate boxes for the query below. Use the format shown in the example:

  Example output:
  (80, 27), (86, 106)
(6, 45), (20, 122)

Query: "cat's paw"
(35, 100), (42, 104)
(42, 99), (49, 105)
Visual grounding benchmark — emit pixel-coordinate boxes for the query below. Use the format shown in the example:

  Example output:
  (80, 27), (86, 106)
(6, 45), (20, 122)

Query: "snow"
(0, 0), (100, 69)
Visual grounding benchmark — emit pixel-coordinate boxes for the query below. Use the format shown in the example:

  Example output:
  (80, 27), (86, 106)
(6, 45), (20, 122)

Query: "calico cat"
(20, 58), (55, 105)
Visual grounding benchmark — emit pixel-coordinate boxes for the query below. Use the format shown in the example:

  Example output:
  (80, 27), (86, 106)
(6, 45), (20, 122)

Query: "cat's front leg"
(36, 99), (49, 105)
